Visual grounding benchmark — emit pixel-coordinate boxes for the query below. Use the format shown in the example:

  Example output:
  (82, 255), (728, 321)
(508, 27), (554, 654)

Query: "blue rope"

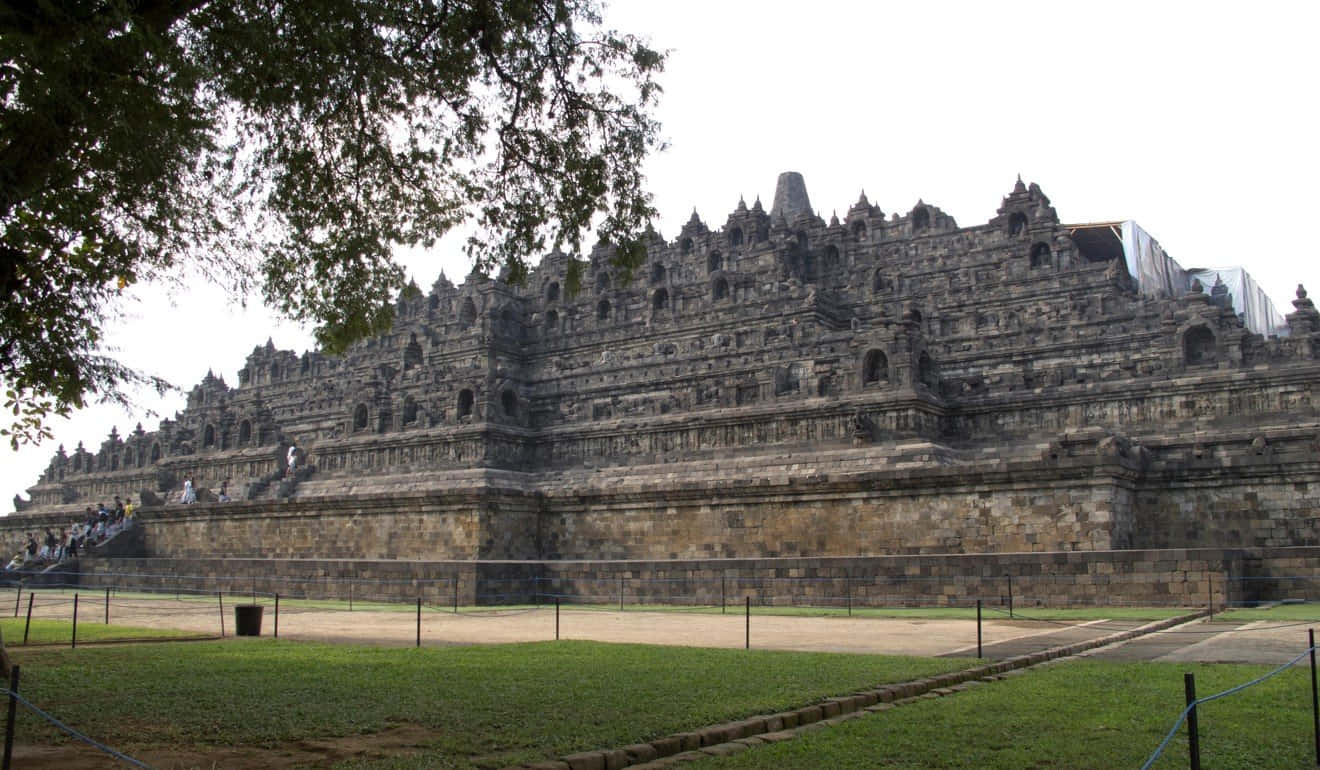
(1140, 644), (1314, 769)
(0, 687), (153, 768)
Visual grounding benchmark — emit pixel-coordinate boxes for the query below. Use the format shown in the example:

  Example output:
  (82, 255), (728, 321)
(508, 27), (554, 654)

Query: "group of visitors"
(5, 497), (136, 571)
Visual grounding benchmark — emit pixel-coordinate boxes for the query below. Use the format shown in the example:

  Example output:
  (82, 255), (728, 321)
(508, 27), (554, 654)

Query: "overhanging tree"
(0, 0), (663, 447)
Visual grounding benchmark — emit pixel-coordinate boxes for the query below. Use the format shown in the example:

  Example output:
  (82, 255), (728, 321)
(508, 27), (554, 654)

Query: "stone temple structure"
(6, 173), (1320, 605)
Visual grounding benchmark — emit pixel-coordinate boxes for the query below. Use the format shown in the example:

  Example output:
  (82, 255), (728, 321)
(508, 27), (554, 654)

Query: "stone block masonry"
(64, 547), (1319, 609)
(6, 174), (1320, 578)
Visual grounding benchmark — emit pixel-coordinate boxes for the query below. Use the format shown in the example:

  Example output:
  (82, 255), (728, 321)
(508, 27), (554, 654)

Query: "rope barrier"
(0, 687), (153, 768)
(1140, 643), (1315, 769)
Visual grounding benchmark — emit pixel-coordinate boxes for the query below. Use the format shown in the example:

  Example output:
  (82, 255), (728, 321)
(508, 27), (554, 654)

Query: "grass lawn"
(0, 618), (203, 645)
(1215, 603), (1320, 622)
(7, 639), (972, 768)
(687, 659), (1315, 769)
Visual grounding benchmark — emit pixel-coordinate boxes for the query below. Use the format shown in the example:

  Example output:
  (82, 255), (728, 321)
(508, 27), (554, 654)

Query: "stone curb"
(506, 610), (1208, 770)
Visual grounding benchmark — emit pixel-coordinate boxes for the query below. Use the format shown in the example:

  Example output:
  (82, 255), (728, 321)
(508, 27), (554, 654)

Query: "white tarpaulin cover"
(1119, 221), (1288, 337)
(1187, 267), (1289, 337)
(1120, 221), (1186, 299)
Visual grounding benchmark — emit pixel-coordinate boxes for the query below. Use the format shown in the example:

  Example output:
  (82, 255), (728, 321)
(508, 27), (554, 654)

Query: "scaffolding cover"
(1120, 221), (1186, 299)
(1187, 267), (1289, 337)
(1116, 221), (1288, 337)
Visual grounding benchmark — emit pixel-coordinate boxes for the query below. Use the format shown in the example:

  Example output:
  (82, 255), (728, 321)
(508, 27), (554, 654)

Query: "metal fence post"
(11, 586), (18, 619)
(555, 597), (560, 641)
(21, 595), (33, 646)
(1005, 574), (1014, 619)
(415, 596), (421, 648)
(217, 592), (224, 637)
(70, 594), (77, 649)
(274, 594), (279, 639)
(745, 596), (750, 650)
(104, 586), (110, 625)
(1185, 672), (1201, 770)
(977, 599), (983, 659)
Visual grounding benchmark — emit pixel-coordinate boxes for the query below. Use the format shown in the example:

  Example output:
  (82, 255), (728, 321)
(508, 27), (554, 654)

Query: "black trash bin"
(235, 604), (263, 636)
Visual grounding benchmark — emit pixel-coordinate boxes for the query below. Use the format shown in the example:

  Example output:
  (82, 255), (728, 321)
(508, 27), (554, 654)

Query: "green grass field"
(4, 627), (1314, 768)
(0, 618), (203, 645)
(685, 659), (1315, 769)
(7, 638), (972, 768)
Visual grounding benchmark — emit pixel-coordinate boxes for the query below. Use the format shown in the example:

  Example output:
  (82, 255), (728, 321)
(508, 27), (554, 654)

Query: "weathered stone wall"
(1134, 470), (1320, 549)
(4, 432), (1318, 564)
(69, 557), (479, 605)
(538, 466), (1130, 560)
(57, 547), (1320, 609)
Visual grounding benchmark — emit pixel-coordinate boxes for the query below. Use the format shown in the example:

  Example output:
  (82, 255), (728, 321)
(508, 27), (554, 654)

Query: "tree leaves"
(1, 0), (664, 441)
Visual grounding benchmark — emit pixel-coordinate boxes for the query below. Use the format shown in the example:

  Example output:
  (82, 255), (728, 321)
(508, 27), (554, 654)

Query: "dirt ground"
(35, 595), (1099, 656)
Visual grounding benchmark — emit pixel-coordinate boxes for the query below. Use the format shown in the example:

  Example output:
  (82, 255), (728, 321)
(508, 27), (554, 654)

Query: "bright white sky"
(4, 0), (1318, 510)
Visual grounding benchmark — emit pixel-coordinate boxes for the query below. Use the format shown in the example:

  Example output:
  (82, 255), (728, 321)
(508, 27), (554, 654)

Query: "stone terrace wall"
(538, 460), (1133, 559)
(71, 557), (481, 605)
(59, 547), (1320, 609)
(1135, 460), (1320, 549)
(3, 436), (1318, 564)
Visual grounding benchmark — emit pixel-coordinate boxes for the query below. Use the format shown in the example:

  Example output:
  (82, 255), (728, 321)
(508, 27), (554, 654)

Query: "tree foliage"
(0, 0), (664, 447)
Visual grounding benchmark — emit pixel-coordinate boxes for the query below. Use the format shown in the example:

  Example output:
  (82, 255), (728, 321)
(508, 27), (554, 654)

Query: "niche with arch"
(917, 352), (937, 390)
(1030, 242), (1052, 268)
(712, 276), (730, 301)
(203, 424), (216, 449)
(651, 263), (666, 285)
(457, 389), (475, 419)
(911, 205), (930, 232)
(652, 288), (669, 311)
(728, 227), (743, 247)
(596, 298), (611, 321)
(708, 251), (723, 273)
(545, 281), (560, 302)
(1183, 325), (1216, 367)
(862, 349), (890, 385)
(500, 389), (517, 419)
(238, 419), (252, 446)
(458, 297), (477, 329)
(1008, 212), (1028, 237)
(823, 244), (840, 272)
(353, 404), (369, 431)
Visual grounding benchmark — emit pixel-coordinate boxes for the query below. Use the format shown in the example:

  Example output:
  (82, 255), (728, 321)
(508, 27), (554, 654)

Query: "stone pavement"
(1082, 618), (1317, 664)
(942, 618), (1149, 661)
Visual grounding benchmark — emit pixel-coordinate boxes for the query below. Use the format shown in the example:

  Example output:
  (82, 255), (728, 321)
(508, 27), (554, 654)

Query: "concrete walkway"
(1083, 618), (1316, 664)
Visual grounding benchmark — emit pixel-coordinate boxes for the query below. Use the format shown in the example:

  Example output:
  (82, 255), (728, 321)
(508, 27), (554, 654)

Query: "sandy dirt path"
(8, 591), (1113, 657)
